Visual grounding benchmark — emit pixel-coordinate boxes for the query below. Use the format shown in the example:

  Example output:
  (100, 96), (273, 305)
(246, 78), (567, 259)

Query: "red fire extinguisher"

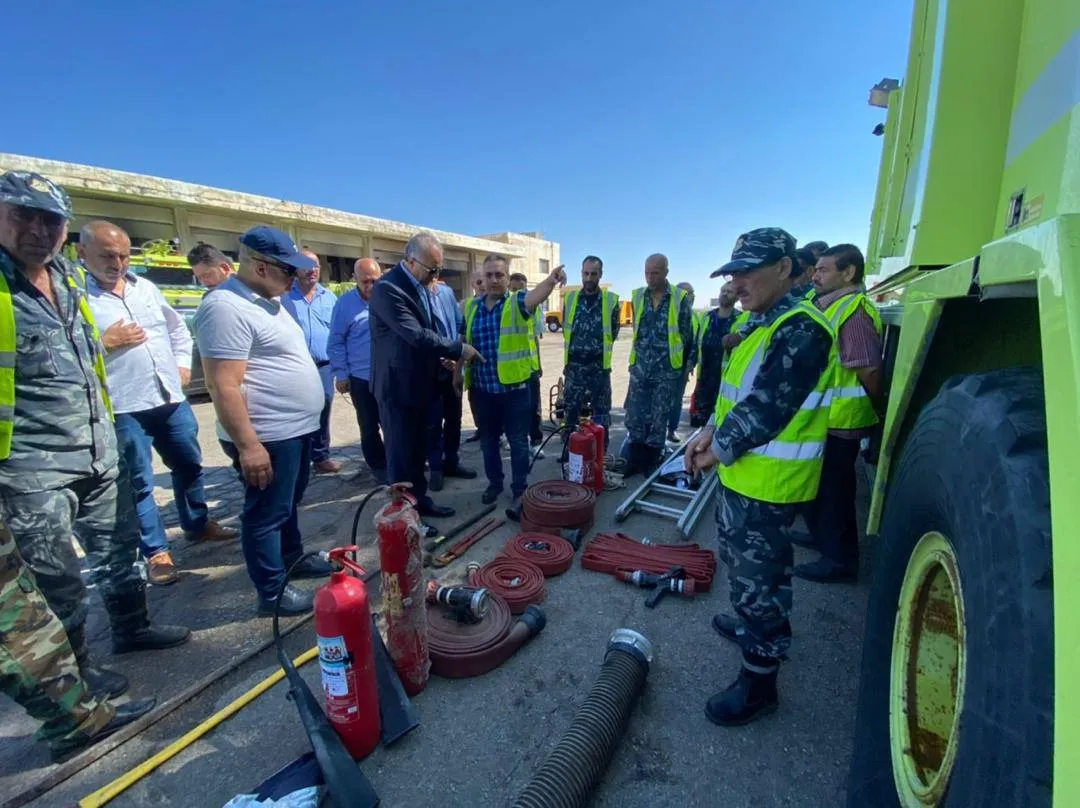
(584, 418), (605, 492)
(373, 486), (430, 696)
(314, 546), (380, 760)
(568, 418), (605, 493)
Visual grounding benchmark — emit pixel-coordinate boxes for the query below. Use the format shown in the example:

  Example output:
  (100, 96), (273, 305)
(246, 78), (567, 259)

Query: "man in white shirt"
(80, 221), (236, 587)
(195, 225), (332, 616)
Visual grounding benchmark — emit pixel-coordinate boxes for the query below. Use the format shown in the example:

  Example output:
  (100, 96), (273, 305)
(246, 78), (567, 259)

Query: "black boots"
(623, 442), (662, 477)
(51, 697), (157, 763)
(705, 658), (779, 726)
(105, 588), (191, 655)
(68, 624), (129, 699)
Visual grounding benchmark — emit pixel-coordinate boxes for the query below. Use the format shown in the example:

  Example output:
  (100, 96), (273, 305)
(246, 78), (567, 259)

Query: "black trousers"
(468, 388), (484, 440)
(804, 434), (861, 569)
(528, 374), (543, 443)
(427, 374), (463, 472)
(381, 401), (430, 506)
(348, 376), (386, 473)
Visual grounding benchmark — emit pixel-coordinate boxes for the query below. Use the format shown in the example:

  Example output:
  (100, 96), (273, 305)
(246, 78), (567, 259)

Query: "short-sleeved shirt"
(195, 275), (324, 443)
(470, 291), (531, 394)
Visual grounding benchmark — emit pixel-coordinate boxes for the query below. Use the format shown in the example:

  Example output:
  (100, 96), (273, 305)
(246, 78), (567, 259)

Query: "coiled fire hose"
(467, 557), (546, 613)
(427, 588), (547, 678)
(511, 629), (654, 808)
(581, 532), (717, 590)
(503, 533), (575, 576)
(521, 481), (596, 532)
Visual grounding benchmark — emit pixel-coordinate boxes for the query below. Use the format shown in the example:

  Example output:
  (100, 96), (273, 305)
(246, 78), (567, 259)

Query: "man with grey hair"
(370, 232), (483, 523)
(195, 225), (333, 616)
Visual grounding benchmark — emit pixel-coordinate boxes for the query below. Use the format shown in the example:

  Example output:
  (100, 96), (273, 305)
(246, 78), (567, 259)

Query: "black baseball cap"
(239, 225), (317, 271)
(0, 171), (73, 219)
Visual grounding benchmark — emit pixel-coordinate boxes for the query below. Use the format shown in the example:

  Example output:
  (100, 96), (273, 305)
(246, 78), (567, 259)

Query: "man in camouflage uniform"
(624, 254), (695, 474)
(687, 228), (835, 725)
(666, 281), (699, 442)
(560, 255), (620, 462)
(1, 523), (155, 762)
(0, 172), (189, 702)
(689, 281), (738, 427)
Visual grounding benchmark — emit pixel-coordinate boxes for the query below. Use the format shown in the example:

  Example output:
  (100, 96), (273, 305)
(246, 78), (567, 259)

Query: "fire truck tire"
(847, 368), (1052, 807)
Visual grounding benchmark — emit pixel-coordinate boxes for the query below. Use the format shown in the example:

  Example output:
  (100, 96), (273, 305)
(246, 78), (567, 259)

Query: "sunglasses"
(258, 257), (297, 276)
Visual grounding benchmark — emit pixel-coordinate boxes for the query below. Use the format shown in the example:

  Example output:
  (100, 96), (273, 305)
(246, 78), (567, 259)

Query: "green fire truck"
(847, 0), (1076, 805)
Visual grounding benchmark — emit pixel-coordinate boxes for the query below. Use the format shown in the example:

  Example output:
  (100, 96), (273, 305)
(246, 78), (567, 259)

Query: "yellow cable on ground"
(79, 646), (319, 808)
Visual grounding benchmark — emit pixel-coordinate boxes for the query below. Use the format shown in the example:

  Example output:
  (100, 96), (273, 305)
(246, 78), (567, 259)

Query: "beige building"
(0, 153), (561, 306)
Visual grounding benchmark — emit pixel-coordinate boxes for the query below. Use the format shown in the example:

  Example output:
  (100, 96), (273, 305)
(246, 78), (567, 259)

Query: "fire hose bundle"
(467, 557), (547, 613)
(581, 531), (718, 593)
(520, 480), (596, 536)
(502, 533), (576, 576)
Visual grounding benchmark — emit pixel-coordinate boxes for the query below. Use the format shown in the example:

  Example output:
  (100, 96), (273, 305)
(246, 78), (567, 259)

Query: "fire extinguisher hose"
(581, 532), (717, 591)
(510, 629), (653, 808)
(522, 480), (596, 527)
(467, 556), (546, 613)
(503, 533), (575, 576)
(429, 595), (547, 678)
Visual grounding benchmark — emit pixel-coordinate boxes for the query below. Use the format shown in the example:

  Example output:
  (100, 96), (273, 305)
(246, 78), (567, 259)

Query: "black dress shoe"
(289, 556), (334, 580)
(793, 557), (858, 584)
(258, 585), (314, 617)
(481, 486), (501, 505)
(444, 464), (478, 479)
(788, 530), (816, 549)
(705, 666), (779, 727)
(112, 623), (191, 654)
(711, 613), (745, 647)
(51, 697), (157, 763)
(420, 522), (440, 539)
(464, 431), (482, 443)
(82, 665), (129, 700)
(505, 496), (523, 522)
(418, 503), (455, 519)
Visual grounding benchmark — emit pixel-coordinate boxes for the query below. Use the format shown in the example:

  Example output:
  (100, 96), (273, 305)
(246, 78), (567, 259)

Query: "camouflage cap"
(711, 227), (797, 277)
(0, 171), (73, 220)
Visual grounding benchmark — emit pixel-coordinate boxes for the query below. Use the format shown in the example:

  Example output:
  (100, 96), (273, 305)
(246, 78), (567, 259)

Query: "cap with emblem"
(712, 227), (797, 278)
(239, 225), (317, 271)
(0, 171), (73, 220)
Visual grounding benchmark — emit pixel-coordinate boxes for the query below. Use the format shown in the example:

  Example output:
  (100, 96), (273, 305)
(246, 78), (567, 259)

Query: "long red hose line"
(580, 532), (717, 590)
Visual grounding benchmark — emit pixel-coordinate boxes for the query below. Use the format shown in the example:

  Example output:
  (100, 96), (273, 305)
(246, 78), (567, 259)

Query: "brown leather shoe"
(314, 459), (343, 474)
(147, 552), (179, 586)
(185, 520), (238, 543)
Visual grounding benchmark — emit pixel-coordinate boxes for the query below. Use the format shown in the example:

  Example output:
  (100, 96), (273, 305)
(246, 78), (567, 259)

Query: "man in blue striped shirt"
(328, 258), (386, 483)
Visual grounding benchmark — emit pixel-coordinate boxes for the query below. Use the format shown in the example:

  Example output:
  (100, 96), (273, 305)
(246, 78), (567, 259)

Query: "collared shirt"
(0, 248), (115, 493)
(397, 262), (433, 326)
(327, 287), (373, 381)
(816, 284), (884, 439)
(428, 281), (463, 341)
(281, 283), (336, 364)
(86, 272), (192, 414)
(470, 291), (531, 394)
(195, 275), (324, 443)
(633, 284), (695, 379)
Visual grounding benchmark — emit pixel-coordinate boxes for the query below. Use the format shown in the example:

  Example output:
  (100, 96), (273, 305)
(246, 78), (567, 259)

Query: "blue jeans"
(221, 433), (313, 600)
(473, 387), (531, 497)
(114, 401), (208, 559)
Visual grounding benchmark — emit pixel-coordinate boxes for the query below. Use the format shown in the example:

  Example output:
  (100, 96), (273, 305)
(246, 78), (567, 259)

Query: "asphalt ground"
(0, 330), (872, 808)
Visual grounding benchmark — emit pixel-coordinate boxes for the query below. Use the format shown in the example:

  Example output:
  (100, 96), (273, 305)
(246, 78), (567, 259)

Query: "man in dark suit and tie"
(369, 232), (482, 519)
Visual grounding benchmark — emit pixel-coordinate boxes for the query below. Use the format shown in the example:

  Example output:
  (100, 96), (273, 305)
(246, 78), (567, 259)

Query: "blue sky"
(4, 0), (911, 297)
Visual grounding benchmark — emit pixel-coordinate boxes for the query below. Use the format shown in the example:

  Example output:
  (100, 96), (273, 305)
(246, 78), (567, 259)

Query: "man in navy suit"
(369, 232), (482, 519)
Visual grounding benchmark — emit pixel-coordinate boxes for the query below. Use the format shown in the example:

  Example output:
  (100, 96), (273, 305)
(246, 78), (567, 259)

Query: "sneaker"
(147, 552), (179, 586)
(289, 556), (334, 580)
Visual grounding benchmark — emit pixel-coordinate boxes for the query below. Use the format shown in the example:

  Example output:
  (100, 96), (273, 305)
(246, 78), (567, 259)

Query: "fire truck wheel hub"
(889, 530), (966, 806)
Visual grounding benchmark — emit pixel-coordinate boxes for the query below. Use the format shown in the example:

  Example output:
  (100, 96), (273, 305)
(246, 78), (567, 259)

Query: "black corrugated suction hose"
(511, 629), (653, 808)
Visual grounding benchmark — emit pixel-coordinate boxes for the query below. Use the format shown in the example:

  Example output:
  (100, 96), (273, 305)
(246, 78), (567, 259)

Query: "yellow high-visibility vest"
(714, 301), (836, 504)
(563, 289), (618, 370)
(463, 292), (533, 389)
(0, 264), (114, 459)
(628, 285), (686, 370)
(527, 310), (541, 373)
(822, 291), (883, 430)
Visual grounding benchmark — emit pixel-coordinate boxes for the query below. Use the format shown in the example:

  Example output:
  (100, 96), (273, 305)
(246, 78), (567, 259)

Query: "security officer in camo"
(624, 253), (695, 475)
(687, 227), (837, 726)
(689, 280), (738, 427)
(0, 171), (190, 703)
(0, 522), (155, 762)
(560, 255), (620, 462)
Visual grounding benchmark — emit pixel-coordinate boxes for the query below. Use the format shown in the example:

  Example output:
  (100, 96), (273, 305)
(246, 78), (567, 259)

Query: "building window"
(539, 258), (549, 277)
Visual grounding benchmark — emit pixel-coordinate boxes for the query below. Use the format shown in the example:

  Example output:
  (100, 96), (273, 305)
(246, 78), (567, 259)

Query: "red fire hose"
(468, 557), (546, 613)
(428, 595), (547, 678)
(503, 534), (575, 576)
(522, 481), (595, 527)
(580, 532), (717, 590)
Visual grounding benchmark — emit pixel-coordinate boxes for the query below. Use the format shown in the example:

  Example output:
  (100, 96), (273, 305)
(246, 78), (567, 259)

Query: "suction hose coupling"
(511, 628), (653, 808)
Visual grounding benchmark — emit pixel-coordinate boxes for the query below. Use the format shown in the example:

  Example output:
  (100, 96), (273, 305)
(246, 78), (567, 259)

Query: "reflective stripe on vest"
(822, 292), (882, 430)
(628, 285), (685, 369)
(463, 293), (533, 389)
(563, 289), (617, 370)
(714, 301), (836, 504)
(527, 310), (541, 372)
(0, 266), (113, 460)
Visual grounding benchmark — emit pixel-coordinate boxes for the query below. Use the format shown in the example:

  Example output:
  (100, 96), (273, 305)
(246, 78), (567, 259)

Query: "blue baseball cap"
(239, 225), (317, 272)
(0, 171), (73, 219)
(712, 227), (798, 278)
